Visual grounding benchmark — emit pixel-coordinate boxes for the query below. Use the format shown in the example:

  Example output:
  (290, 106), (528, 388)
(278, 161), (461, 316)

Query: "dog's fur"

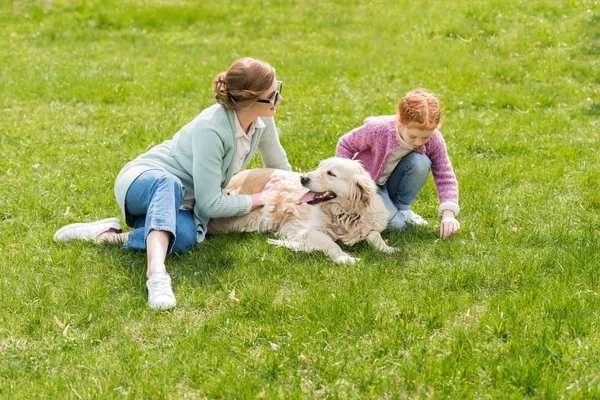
(208, 157), (396, 264)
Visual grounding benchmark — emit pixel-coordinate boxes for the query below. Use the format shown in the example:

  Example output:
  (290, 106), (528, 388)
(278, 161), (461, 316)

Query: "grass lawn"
(1, 0), (599, 397)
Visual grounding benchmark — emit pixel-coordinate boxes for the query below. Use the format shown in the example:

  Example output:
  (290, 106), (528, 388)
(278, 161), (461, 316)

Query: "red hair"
(397, 90), (441, 130)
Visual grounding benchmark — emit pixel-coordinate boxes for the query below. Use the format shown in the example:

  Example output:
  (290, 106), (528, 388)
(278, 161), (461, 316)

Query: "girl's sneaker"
(388, 211), (407, 231)
(400, 210), (428, 226)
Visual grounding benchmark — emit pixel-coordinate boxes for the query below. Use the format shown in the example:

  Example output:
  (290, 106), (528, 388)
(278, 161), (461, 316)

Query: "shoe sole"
(53, 217), (122, 242)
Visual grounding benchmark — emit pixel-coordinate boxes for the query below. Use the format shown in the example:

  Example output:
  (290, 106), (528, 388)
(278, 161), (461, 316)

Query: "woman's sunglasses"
(256, 80), (283, 106)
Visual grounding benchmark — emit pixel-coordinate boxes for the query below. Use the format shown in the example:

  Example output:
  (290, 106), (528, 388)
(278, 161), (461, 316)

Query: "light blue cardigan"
(114, 104), (291, 242)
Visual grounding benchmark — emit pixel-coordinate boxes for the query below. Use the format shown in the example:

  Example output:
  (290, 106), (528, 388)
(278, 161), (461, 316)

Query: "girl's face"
(398, 125), (434, 148)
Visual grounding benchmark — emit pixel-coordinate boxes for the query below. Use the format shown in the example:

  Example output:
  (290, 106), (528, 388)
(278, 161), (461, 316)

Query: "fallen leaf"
(53, 315), (66, 329)
(228, 289), (240, 303)
(465, 309), (476, 321)
(63, 206), (70, 217)
(6, 168), (11, 176)
(299, 353), (311, 363)
(470, 231), (476, 241)
(62, 325), (70, 337)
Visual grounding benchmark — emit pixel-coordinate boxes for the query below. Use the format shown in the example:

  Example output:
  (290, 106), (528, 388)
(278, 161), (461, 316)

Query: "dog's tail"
(267, 238), (308, 252)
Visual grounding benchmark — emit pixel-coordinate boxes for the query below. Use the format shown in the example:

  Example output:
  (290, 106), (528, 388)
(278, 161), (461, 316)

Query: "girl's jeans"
(123, 169), (197, 254)
(377, 152), (431, 229)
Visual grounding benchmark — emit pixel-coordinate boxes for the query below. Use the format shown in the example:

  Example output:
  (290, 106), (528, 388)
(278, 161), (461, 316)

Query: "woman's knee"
(171, 212), (197, 254)
(155, 173), (183, 198)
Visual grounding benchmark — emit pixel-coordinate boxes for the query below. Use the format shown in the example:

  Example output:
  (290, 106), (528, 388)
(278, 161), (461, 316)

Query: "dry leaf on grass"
(465, 309), (476, 321)
(53, 315), (66, 329)
(298, 354), (311, 363)
(228, 289), (240, 303)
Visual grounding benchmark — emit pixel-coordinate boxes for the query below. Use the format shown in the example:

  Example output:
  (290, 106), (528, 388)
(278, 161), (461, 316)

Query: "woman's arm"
(191, 129), (253, 220)
(257, 118), (291, 171)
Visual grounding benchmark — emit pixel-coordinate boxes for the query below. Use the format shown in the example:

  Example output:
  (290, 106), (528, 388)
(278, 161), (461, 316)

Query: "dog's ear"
(349, 173), (376, 211)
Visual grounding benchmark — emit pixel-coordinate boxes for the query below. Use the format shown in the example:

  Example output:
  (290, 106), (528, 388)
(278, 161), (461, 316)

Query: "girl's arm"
(427, 131), (461, 239)
(336, 124), (370, 159)
(428, 131), (459, 207)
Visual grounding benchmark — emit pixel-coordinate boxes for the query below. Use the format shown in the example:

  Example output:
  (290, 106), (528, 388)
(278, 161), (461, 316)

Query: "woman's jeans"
(377, 152), (431, 229)
(123, 169), (197, 254)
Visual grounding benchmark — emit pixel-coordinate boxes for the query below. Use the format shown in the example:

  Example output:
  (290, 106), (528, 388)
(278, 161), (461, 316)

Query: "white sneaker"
(400, 210), (429, 226)
(146, 273), (176, 310)
(388, 211), (407, 230)
(53, 218), (122, 242)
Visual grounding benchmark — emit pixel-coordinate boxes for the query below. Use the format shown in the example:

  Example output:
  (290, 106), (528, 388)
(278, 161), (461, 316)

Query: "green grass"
(1, 0), (600, 397)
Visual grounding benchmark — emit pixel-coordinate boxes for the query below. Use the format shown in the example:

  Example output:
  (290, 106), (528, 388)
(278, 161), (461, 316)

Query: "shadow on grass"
(91, 226), (435, 312)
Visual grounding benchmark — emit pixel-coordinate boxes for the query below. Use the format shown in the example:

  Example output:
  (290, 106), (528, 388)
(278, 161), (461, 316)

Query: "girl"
(54, 57), (291, 309)
(336, 90), (460, 239)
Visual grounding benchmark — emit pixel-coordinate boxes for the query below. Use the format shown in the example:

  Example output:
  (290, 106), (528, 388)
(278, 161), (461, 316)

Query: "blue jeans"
(378, 152), (431, 228)
(123, 170), (197, 254)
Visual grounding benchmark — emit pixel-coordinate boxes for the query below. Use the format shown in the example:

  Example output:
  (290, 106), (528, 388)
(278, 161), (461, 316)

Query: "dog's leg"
(307, 231), (358, 264)
(366, 231), (398, 253)
(269, 232), (360, 264)
(269, 230), (358, 264)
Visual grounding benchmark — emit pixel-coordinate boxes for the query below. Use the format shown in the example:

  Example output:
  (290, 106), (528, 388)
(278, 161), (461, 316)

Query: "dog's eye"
(327, 171), (336, 177)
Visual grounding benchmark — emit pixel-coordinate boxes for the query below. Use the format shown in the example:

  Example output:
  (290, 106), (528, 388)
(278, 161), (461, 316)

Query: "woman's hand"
(440, 210), (460, 239)
(250, 176), (283, 209)
(249, 193), (265, 208)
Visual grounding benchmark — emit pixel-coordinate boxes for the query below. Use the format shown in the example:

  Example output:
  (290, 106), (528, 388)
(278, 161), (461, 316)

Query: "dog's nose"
(300, 175), (309, 186)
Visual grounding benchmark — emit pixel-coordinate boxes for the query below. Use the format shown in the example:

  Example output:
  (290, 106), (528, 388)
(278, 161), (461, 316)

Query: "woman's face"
(250, 78), (282, 117)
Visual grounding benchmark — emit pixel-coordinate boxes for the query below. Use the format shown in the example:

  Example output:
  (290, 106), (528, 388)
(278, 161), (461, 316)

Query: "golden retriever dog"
(208, 157), (397, 264)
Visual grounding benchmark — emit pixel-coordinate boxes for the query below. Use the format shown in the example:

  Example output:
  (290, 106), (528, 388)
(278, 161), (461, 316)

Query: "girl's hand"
(440, 210), (460, 239)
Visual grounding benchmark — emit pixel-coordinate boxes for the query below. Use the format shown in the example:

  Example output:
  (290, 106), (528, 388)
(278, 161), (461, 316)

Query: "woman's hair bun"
(211, 58), (276, 110)
(212, 72), (231, 106)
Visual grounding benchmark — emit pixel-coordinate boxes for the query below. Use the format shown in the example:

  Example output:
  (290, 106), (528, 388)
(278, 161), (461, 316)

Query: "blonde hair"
(397, 90), (441, 130)
(212, 57), (276, 110)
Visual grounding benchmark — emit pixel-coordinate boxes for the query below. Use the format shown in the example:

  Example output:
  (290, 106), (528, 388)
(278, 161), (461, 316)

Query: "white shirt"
(377, 126), (414, 185)
(232, 113), (264, 174)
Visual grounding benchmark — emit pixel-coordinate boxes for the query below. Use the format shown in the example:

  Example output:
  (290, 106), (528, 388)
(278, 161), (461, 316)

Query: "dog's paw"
(334, 254), (359, 265)
(382, 246), (399, 254)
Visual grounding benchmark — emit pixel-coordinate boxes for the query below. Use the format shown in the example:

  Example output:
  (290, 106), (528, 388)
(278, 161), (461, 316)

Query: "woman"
(54, 57), (291, 310)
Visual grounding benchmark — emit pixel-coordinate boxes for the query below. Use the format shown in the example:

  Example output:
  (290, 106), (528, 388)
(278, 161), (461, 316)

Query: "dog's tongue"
(296, 190), (318, 205)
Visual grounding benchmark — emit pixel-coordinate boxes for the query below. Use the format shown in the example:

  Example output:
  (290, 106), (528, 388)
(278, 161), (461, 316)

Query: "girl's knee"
(409, 153), (431, 173)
